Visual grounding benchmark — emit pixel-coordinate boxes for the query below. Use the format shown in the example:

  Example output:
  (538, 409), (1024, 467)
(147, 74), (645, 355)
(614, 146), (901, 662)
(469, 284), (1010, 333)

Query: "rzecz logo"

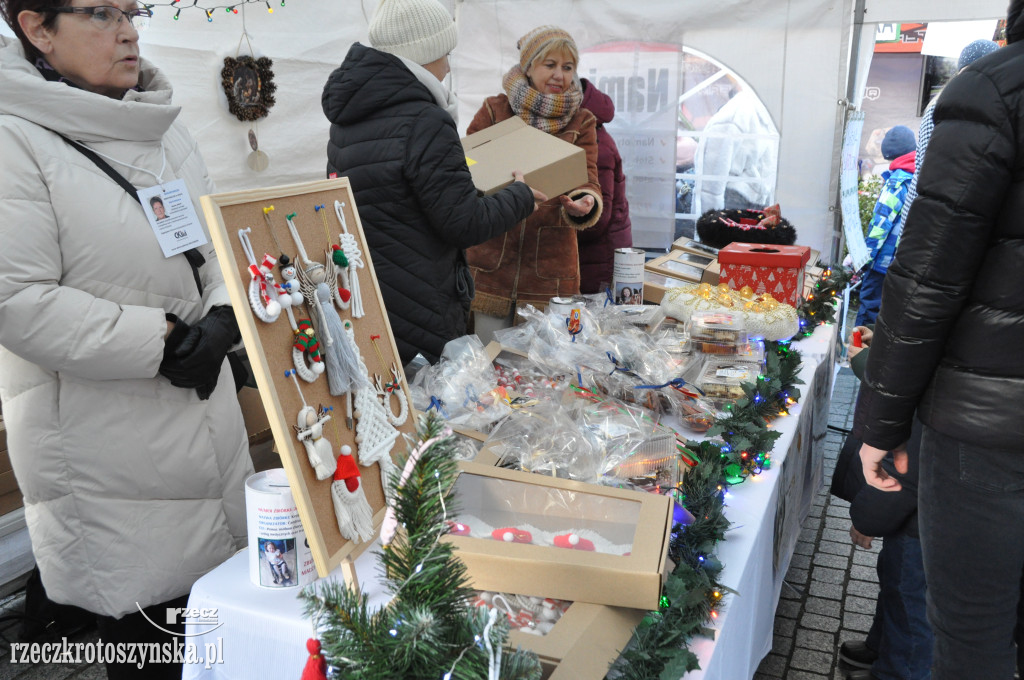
(135, 604), (223, 637)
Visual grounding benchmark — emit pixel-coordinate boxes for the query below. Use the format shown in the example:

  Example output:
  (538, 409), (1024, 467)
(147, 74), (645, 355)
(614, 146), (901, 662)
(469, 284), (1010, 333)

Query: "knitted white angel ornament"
(331, 445), (375, 544)
(286, 370), (334, 480)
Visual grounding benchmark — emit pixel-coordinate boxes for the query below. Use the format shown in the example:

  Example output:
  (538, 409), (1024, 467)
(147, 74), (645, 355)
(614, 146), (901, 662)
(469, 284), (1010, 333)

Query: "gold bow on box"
(662, 283), (799, 341)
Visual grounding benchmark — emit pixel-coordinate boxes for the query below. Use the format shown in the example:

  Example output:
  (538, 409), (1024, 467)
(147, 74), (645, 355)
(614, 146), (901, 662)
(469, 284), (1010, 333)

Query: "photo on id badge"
(149, 195), (168, 222)
(136, 180), (208, 258)
(259, 538), (296, 587)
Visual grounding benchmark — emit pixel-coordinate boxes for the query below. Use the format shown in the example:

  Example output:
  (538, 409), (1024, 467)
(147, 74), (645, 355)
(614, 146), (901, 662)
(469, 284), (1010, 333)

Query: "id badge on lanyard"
(138, 179), (209, 258)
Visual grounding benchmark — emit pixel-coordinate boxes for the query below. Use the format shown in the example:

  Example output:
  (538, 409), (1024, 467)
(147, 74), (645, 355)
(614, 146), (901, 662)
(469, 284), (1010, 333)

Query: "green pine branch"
(300, 412), (542, 680)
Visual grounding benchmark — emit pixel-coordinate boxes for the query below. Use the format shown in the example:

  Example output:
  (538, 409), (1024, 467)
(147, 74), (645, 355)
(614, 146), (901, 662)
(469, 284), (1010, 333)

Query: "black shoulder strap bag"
(57, 134), (206, 295)
(57, 136), (250, 392)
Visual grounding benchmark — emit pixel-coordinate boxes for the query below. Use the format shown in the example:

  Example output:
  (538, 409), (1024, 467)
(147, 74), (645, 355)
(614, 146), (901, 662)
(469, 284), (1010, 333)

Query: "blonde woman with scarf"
(468, 26), (603, 342)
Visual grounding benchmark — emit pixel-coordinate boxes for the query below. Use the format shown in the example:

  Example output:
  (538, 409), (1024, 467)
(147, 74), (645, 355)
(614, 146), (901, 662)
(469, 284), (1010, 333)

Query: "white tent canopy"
(0, 0), (1010, 258)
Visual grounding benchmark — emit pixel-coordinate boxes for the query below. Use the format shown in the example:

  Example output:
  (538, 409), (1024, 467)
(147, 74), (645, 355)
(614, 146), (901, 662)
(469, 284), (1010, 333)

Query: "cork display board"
(201, 178), (416, 577)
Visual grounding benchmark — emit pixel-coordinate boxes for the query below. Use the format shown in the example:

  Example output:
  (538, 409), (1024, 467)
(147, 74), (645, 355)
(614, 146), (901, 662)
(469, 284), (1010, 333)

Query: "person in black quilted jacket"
(858, 3), (1024, 677)
(322, 0), (544, 364)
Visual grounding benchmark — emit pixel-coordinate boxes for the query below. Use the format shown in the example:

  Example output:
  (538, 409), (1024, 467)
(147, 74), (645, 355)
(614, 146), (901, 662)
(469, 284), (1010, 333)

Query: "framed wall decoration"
(222, 55), (277, 122)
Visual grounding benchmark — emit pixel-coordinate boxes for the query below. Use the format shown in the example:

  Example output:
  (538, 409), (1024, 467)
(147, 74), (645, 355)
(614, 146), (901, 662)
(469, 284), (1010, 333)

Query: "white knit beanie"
(368, 0), (458, 66)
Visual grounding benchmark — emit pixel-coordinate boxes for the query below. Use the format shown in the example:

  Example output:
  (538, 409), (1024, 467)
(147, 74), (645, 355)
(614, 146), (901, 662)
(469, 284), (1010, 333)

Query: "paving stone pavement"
(753, 360), (873, 680)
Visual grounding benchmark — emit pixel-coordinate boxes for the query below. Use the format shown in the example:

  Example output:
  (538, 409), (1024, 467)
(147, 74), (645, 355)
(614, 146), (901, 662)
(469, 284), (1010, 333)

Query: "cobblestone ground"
(753, 361), (871, 680)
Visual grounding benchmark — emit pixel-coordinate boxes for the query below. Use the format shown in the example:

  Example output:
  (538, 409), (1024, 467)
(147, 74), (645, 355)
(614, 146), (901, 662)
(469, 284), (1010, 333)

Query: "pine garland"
(614, 443), (729, 678)
(797, 266), (852, 333)
(610, 343), (799, 679)
(300, 413), (542, 680)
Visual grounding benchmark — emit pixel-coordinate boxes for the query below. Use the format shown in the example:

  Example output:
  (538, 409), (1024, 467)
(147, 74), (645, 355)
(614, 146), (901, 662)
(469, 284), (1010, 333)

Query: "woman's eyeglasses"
(42, 6), (153, 31)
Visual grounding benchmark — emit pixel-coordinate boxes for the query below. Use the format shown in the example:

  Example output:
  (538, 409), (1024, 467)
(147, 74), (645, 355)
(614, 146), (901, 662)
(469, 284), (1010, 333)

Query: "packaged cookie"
(695, 361), (760, 401)
(686, 310), (747, 353)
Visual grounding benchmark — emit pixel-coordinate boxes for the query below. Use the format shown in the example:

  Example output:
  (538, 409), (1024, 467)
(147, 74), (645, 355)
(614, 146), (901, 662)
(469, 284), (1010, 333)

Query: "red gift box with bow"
(718, 242), (811, 306)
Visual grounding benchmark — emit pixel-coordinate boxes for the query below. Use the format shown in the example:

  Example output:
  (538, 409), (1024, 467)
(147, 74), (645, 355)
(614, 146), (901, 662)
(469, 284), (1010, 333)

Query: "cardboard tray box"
(642, 264), (719, 304)
(646, 249), (717, 284)
(0, 490), (23, 517)
(507, 601), (645, 680)
(444, 461), (673, 611)
(461, 117), (587, 199)
(236, 386), (272, 446)
(671, 237), (720, 259)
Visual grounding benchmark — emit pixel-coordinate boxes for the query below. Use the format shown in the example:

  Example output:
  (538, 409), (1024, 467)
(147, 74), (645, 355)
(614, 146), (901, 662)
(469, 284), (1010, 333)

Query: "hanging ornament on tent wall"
(222, 53), (276, 171)
(248, 127), (269, 171)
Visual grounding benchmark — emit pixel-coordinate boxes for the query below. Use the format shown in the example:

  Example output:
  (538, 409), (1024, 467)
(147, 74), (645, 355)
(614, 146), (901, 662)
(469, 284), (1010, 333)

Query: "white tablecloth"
(183, 542), (389, 680)
(686, 322), (837, 680)
(184, 322), (838, 680)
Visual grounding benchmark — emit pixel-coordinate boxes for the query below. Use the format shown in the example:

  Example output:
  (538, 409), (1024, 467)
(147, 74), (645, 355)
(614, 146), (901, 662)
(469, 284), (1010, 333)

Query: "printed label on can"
(245, 469), (316, 589)
(613, 248), (645, 304)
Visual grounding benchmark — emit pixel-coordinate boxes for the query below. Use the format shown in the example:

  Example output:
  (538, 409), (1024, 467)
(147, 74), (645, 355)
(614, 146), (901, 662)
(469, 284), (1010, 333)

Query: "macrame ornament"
(285, 369), (335, 480)
(291, 319), (326, 382)
(348, 324), (398, 486)
(286, 211), (336, 294)
(316, 283), (366, 396)
(369, 334), (408, 426)
(300, 638), (328, 680)
(238, 228), (281, 322)
(374, 368), (409, 427)
(283, 211), (365, 396)
(277, 254), (305, 308)
(331, 444), (375, 544)
(334, 200), (365, 318)
(269, 255), (325, 383)
(316, 203), (353, 311)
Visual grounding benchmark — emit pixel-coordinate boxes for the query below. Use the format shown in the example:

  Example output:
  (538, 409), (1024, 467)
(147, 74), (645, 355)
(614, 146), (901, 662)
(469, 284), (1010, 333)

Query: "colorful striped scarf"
(502, 64), (582, 134)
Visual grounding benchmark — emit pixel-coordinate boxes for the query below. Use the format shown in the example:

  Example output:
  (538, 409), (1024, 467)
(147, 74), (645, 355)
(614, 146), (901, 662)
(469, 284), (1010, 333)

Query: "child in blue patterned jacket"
(856, 125), (916, 326)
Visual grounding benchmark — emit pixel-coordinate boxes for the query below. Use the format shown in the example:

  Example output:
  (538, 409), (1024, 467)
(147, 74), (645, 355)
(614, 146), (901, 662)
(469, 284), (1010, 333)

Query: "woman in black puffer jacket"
(858, 4), (1024, 677)
(322, 0), (541, 364)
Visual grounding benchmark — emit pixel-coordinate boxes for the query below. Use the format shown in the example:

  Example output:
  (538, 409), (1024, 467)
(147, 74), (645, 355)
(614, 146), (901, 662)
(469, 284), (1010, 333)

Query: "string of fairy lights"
(142, 0), (288, 21)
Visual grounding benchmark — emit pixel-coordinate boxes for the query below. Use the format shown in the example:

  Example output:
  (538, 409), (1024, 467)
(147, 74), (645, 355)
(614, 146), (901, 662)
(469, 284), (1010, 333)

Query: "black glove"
(159, 307), (241, 399)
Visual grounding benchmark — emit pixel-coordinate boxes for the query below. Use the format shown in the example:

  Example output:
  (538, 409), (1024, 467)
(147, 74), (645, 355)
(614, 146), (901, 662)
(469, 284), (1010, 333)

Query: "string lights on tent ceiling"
(142, 0), (287, 21)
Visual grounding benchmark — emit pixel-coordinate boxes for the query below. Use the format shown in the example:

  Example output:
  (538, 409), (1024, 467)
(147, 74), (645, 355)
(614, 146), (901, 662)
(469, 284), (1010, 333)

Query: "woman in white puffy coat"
(0, 2), (252, 677)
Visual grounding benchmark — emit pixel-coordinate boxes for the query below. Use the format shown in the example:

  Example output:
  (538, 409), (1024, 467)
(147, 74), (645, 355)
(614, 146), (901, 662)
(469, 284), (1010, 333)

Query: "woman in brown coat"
(467, 25), (602, 341)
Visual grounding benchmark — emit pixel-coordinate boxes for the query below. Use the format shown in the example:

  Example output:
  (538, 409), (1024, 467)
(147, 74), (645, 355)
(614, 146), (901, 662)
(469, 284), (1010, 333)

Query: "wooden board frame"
(201, 178), (416, 578)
